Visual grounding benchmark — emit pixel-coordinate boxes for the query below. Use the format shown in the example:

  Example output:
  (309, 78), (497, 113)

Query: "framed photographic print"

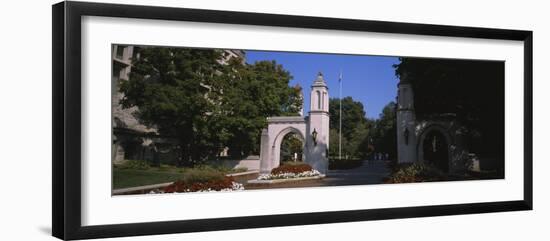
(52, 1), (533, 240)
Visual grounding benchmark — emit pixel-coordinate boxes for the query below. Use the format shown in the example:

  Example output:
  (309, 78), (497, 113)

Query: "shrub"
(182, 168), (225, 184)
(118, 160), (150, 170)
(271, 163), (313, 175)
(229, 167), (248, 173)
(156, 164), (176, 172)
(193, 164), (238, 173)
(385, 163), (447, 183)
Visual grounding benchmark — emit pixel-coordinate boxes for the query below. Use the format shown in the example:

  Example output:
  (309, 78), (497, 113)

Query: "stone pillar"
(307, 73), (330, 174)
(396, 77), (417, 163)
(259, 128), (271, 173)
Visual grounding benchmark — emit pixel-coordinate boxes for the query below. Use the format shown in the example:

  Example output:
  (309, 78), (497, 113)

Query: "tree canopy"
(218, 59), (303, 158)
(370, 102), (397, 160)
(120, 47), (302, 166)
(328, 97), (373, 159)
(394, 57), (504, 158)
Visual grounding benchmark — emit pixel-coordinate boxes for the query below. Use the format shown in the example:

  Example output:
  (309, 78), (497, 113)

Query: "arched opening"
(316, 90), (321, 109)
(422, 130), (449, 172)
(322, 92), (326, 110)
(270, 127), (306, 169)
(279, 133), (305, 164)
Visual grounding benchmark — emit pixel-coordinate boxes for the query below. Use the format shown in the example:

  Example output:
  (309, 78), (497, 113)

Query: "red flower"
(163, 176), (236, 193)
(271, 164), (313, 175)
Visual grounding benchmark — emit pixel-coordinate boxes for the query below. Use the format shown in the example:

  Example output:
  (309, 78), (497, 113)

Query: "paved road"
(243, 160), (391, 190)
(320, 160), (391, 186)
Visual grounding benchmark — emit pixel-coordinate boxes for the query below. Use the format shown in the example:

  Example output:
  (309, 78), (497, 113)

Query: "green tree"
(329, 97), (367, 139)
(370, 102), (397, 160)
(120, 48), (302, 165)
(219, 59), (302, 158)
(348, 121), (371, 159)
(329, 128), (348, 158)
(120, 47), (227, 166)
(328, 97), (373, 159)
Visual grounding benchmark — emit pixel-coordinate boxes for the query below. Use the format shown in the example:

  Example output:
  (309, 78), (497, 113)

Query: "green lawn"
(113, 169), (184, 189)
(113, 162), (249, 189)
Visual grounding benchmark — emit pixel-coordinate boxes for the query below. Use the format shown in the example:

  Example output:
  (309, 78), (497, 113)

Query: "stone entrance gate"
(259, 73), (330, 174)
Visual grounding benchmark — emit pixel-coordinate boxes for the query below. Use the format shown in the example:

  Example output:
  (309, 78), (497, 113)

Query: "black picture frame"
(52, 1), (533, 240)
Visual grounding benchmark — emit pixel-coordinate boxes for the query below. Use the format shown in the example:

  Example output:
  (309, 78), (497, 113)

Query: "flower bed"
(271, 163), (313, 175)
(384, 163), (447, 183)
(257, 170), (322, 180)
(258, 163), (322, 180)
(161, 176), (244, 193)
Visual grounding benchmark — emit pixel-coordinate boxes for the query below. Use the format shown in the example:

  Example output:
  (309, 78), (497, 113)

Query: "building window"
(132, 47), (140, 60)
(116, 46), (125, 59)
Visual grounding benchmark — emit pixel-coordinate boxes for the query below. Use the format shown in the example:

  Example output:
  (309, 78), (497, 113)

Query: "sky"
(245, 50), (400, 119)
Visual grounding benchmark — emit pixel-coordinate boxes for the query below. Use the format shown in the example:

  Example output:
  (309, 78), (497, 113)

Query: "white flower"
(147, 181), (245, 194)
(231, 182), (245, 191)
(256, 169), (321, 180)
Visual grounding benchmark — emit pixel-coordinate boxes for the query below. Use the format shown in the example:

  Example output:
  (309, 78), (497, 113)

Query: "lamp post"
(312, 128), (318, 146)
(339, 70), (343, 160)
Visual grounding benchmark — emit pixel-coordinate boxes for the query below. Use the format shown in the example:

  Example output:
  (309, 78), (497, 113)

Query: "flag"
(339, 71), (342, 82)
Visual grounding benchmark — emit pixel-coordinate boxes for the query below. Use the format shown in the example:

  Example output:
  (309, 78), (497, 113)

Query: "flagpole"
(339, 70), (342, 160)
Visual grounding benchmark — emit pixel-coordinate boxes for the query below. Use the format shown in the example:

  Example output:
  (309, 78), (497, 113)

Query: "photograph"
(0, 0), (542, 240)
(111, 45), (505, 195)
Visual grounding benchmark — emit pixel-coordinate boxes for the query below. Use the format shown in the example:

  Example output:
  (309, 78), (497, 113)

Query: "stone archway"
(260, 116), (307, 173)
(259, 73), (330, 174)
(422, 130), (449, 171)
(272, 127), (306, 167)
(417, 125), (452, 172)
